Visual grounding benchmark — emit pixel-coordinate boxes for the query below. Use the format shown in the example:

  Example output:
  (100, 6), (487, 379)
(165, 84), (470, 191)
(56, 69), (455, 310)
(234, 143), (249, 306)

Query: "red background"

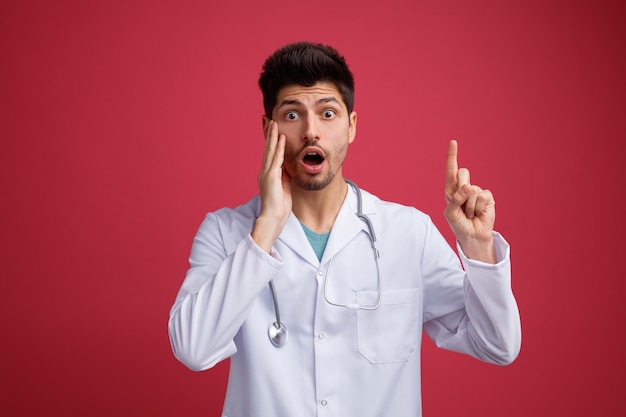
(2, 0), (624, 415)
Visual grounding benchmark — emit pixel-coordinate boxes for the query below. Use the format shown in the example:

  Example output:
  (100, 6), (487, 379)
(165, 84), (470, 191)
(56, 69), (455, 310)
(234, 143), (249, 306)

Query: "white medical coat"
(168, 186), (521, 417)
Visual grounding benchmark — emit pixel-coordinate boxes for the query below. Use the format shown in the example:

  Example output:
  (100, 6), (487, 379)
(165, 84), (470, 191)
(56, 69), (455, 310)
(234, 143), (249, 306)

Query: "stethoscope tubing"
(268, 179), (382, 347)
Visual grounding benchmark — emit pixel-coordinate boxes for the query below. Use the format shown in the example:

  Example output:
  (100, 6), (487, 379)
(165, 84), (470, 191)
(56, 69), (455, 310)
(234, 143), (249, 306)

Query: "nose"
(302, 113), (320, 142)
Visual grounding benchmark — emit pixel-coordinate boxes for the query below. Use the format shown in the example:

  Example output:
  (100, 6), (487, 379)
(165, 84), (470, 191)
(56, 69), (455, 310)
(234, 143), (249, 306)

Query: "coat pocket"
(356, 288), (421, 364)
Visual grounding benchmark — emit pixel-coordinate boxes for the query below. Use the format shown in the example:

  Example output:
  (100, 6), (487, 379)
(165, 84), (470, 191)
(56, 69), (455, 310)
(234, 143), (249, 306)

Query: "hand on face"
(251, 120), (292, 253)
(443, 140), (496, 262)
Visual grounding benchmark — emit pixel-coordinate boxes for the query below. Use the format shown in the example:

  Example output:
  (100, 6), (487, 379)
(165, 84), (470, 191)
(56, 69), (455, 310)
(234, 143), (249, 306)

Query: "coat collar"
(267, 180), (377, 267)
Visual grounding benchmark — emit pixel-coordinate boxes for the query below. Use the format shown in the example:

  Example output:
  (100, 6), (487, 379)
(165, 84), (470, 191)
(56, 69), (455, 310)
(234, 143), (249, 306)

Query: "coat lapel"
(254, 197), (319, 267)
(321, 183), (377, 264)
(277, 213), (320, 267)
(271, 182), (378, 267)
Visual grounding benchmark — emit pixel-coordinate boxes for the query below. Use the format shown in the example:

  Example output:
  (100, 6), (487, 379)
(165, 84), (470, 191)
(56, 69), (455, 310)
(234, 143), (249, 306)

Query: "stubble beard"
(288, 142), (347, 191)
(293, 170), (336, 191)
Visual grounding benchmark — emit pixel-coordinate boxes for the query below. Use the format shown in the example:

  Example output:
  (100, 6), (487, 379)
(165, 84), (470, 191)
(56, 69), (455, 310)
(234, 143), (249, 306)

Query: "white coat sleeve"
(422, 220), (521, 365)
(168, 212), (283, 371)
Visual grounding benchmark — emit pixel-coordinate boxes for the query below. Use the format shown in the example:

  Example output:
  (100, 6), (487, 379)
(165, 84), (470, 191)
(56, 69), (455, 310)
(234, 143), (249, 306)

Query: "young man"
(168, 42), (521, 416)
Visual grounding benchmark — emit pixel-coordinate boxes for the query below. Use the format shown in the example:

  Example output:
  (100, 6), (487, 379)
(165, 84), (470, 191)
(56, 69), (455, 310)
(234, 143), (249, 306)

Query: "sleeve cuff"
(245, 233), (284, 266)
(456, 231), (510, 268)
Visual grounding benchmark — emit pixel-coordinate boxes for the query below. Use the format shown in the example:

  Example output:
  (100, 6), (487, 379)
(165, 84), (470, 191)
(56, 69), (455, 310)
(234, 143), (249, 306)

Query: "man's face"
(264, 82), (357, 191)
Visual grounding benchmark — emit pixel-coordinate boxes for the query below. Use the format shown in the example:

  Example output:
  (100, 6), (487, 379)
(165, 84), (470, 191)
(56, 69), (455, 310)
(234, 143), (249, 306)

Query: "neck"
(291, 175), (348, 234)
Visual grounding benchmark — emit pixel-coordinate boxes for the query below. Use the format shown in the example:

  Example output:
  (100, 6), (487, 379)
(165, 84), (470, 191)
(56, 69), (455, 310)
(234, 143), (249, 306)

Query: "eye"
(285, 111), (299, 120)
(322, 109), (336, 119)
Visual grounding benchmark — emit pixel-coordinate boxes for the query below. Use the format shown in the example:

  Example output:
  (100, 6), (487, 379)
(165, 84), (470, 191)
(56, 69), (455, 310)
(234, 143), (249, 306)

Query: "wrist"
(251, 215), (284, 253)
(458, 234), (496, 264)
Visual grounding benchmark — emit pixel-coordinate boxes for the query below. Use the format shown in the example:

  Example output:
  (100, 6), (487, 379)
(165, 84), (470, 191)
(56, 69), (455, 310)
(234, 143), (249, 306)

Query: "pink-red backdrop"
(2, 0), (624, 415)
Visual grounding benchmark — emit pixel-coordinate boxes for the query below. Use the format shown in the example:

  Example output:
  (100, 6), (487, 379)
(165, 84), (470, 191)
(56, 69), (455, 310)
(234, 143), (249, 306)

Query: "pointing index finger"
(446, 139), (459, 189)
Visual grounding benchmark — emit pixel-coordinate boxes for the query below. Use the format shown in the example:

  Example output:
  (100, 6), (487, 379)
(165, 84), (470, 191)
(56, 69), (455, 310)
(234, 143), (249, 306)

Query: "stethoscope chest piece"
(266, 179), (381, 348)
(268, 321), (288, 347)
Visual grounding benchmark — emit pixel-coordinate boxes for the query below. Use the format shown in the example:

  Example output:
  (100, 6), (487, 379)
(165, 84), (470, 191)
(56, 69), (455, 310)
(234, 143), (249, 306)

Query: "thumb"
(444, 184), (469, 218)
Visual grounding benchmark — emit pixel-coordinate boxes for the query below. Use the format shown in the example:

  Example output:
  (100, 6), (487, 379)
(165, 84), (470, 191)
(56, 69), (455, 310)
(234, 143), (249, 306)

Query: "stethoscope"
(268, 179), (383, 347)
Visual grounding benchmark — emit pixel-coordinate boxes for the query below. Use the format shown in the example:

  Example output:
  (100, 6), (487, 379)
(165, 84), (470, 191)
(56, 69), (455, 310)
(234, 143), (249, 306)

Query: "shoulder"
(197, 196), (260, 239)
(355, 187), (444, 259)
(211, 195), (260, 223)
(360, 187), (432, 225)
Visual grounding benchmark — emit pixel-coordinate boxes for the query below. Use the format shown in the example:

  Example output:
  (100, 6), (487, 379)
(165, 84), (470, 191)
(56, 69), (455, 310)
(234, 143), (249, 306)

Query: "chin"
(294, 173), (334, 191)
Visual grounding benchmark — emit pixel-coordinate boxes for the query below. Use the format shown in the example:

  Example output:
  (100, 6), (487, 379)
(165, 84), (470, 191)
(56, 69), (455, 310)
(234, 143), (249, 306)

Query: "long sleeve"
(168, 208), (283, 371)
(422, 221), (521, 365)
(167, 190), (521, 417)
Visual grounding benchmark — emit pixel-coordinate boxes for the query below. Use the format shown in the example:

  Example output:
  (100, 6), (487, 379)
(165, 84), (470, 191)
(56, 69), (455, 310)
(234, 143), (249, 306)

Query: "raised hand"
(252, 120), (292, 253)
(443, 140), (497, 263)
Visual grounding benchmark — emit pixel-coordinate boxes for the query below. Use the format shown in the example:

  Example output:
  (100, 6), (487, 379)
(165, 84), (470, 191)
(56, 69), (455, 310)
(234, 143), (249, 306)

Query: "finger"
(457, 167), (470, 188)
(445, 140), (459, 194)
(474, 189), (494, 216)
(463, 185), (479, 219)
(445, 182), (469, 213)
(263, 121), (278, 170)
(263, 117), (272, 137)
(281, 162), (292, 186)
(271, 134), (286, 169)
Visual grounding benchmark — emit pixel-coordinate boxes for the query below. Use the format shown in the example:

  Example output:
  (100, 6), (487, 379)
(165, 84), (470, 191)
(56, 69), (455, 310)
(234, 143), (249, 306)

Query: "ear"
(262, 115), (271, 138)
(348, 111), (357, 144)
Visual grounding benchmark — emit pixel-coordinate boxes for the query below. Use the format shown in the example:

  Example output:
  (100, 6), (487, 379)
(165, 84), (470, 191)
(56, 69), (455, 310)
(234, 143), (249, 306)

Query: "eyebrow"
(276, 97), (341, 110)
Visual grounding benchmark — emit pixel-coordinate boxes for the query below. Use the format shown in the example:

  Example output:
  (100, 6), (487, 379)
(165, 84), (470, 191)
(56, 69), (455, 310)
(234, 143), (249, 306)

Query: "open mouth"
(303, 151), (325, 166)
(299, 146), (326, 173)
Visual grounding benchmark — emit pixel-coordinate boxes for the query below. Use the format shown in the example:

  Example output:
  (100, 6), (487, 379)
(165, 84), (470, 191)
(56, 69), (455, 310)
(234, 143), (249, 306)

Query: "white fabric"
(168, 186), (521, 417)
